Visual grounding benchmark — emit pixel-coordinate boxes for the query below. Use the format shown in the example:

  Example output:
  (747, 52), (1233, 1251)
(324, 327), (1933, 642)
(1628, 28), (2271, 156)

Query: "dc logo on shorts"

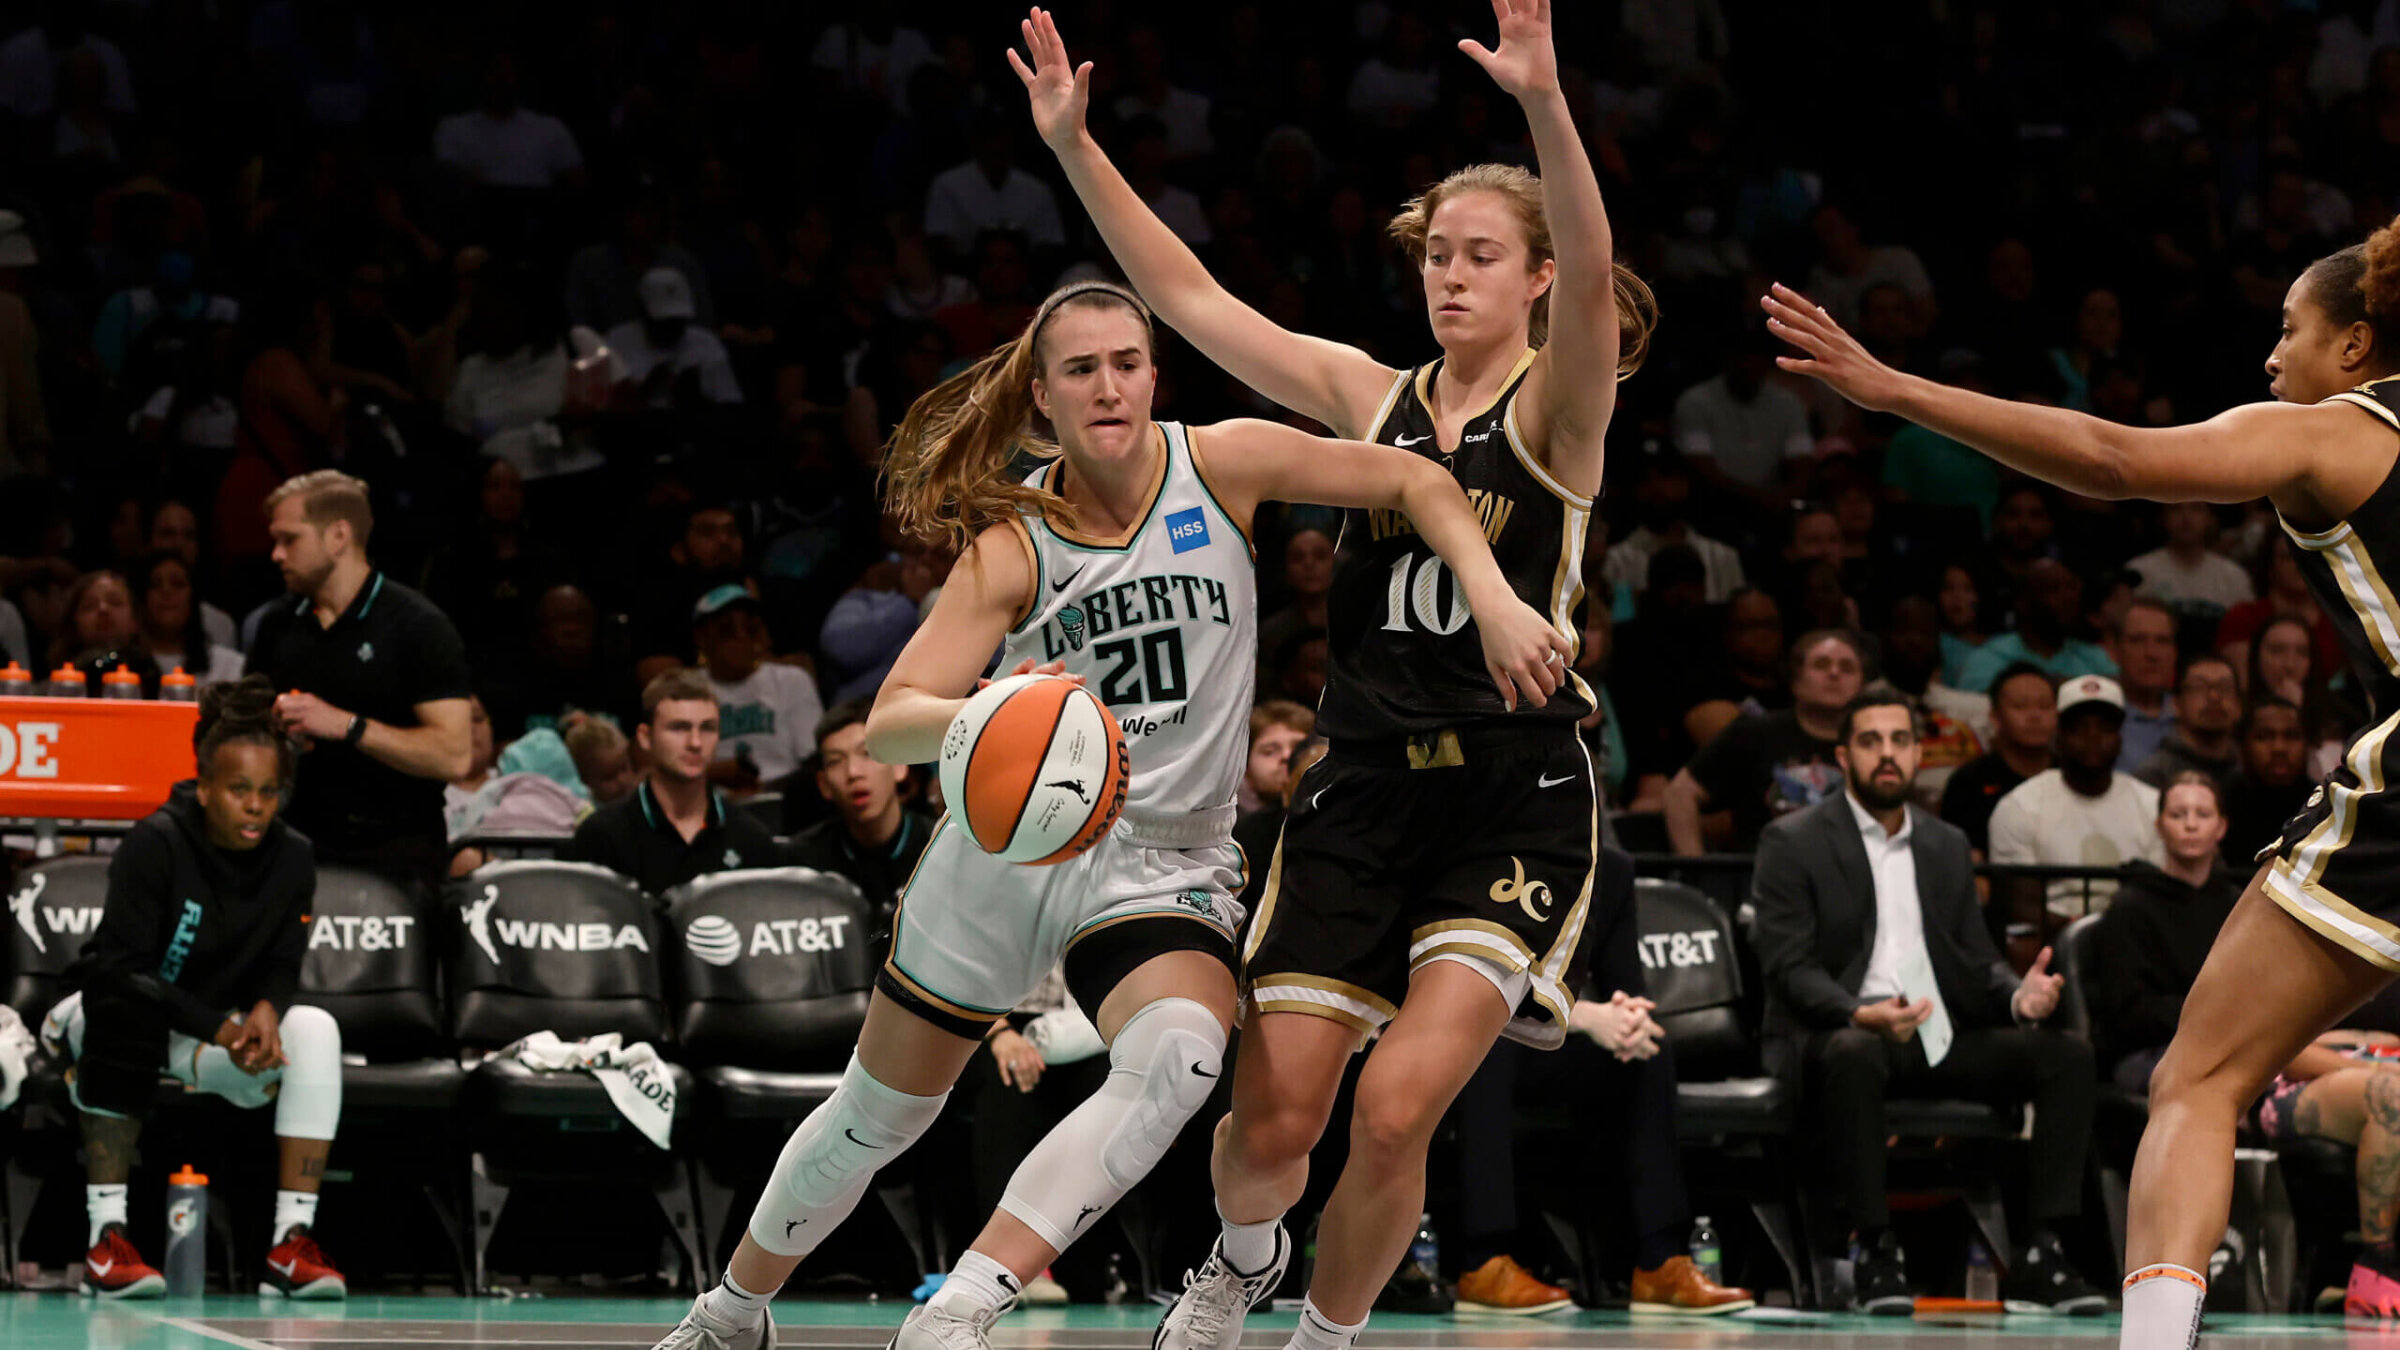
(1166, 508), (1210, 554)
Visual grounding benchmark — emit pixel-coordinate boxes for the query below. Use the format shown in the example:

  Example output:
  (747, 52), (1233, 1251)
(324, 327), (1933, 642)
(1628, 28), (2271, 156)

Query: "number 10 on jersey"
(1384, 553), (1472, 635)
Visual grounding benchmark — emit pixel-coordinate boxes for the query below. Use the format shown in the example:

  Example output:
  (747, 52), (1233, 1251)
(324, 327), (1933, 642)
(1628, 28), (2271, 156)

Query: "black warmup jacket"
(72, 780), (317, 1042)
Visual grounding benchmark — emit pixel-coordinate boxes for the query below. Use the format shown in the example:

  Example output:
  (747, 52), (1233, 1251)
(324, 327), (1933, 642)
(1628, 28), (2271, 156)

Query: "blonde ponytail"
(883, 281), (1155, 553)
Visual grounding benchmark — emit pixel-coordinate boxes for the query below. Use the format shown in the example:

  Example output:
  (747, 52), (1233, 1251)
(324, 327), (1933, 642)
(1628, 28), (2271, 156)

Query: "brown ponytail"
(1387, 162), (1659, 379)
(883, 281), (1155, 554)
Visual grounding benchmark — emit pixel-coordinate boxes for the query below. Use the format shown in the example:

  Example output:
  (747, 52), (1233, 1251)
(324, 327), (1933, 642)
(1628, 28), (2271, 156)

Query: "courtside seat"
(445, 861), (700, 1294)
(2, 856), (108, 1025)
(1634, 879), (1795, 1137)
(661, 869), (884, 1270)
(295, 865), (470, 1287)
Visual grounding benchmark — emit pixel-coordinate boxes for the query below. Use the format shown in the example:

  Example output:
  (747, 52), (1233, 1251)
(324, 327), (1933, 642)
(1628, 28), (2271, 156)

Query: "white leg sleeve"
(747, 1054), (948, 1258)
(268, 1005), (342, 1141)
(999, 997), (1224, 1252)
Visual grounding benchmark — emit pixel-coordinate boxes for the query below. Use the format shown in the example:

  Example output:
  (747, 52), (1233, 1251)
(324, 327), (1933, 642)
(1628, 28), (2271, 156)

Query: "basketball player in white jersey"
(650, 282), (1568, 1350)
(1015, 6), (1669, 1346)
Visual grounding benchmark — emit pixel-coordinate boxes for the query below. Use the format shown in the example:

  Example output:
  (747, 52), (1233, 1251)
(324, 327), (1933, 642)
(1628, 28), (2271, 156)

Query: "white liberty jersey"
(1005, 421), (1256, 817)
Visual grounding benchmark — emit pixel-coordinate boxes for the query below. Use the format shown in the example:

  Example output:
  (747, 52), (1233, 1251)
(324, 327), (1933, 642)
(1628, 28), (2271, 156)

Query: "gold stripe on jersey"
(1241, 832), (1289, 968)
(2267, 859), (2400, 970)
(2288, 708), (2400, 889)
(1547, 499), (1590, 668)
(1528, 740), (1602, 1028)
(1501, 388), (1595, 509)
(1364, 366), (1412, 442)
(2331, 390), (2400, 432)
(2295, 523), (2400, 677)
(1410, 917), (1538, 969)
(1412, 346), (1539, 431)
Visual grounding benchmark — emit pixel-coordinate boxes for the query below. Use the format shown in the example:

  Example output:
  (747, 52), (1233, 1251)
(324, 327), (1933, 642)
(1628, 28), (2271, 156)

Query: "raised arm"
(1463, 0), (1620, 490)
(1193, 419), (1573, 709)
(865, 524), (1037, 766)
(1763, 283), (2358, 513)
(1010, 8), (1398, 437)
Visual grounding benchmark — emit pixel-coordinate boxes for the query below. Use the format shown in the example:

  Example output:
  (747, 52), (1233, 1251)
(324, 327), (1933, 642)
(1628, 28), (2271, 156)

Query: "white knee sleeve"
(748, 1054), (947, 1257)
(999, 997), (1224, 1251)
(269, 1005), (342, 1141)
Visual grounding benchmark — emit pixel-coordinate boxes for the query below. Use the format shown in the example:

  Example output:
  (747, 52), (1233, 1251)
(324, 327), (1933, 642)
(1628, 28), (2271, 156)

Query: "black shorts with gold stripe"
(1241, 721), (1596, 1050)
(2263, 709), (2400, 970)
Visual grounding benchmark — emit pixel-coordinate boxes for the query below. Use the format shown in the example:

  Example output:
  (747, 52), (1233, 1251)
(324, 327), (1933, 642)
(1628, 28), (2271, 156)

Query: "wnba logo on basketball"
(1487, 858), (1552, 922)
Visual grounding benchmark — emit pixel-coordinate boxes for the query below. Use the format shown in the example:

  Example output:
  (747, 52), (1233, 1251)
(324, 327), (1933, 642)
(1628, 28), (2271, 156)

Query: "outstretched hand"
(1458, 0), (1559, 100)
(1007, 7), (1092, 152)
(2014, 946), (2064, 1023)
(1760, 283), (1910, 413)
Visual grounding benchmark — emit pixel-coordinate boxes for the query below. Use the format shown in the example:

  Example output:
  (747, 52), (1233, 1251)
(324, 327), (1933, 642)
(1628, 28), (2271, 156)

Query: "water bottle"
(164, 1164), (209, 1295)
(160, 667), (197, 702)
(101, 664), (143, 699)
(1409, 1211), (1440, 1278)
(45, 664), (85, 698)
(1965, 1236), (1998, 1302)
(0, 662), (28, 697)
(1689, 1215), (1722, 1285)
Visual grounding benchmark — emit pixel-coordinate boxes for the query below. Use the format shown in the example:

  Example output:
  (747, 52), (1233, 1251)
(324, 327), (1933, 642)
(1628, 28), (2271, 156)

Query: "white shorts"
(878, 805), (1247, 1035)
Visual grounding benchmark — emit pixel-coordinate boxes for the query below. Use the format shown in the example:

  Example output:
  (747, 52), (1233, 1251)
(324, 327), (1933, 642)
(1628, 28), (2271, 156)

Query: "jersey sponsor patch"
(1166, 507), (1210, 554)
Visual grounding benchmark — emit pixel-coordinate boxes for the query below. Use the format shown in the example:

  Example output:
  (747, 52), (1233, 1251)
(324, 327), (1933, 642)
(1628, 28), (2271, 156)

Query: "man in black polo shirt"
(246, 471), (473, 890)
(784, 700), (934, 925)
(563, 668), (784, 896)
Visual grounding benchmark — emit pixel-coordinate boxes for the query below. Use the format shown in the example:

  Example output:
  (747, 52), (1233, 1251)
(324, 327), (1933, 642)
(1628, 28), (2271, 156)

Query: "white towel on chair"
(487, 1031), (676, 1149)
(0, 1005), (33, 1110)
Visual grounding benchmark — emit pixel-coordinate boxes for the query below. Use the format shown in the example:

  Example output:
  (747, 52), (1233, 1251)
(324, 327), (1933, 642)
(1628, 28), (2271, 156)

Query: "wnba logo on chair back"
(0, 698), (197, 820)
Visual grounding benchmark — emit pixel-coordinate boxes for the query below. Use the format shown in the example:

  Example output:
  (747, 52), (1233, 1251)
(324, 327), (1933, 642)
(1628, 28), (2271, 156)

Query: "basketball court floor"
(0, 1297), (2374, 1350)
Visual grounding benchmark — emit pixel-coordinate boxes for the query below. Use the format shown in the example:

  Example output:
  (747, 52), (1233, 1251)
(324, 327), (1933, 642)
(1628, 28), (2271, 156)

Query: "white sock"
(701, 1270), (773, 1327)
(1219, 1208), (1282, 1275)
(1285, 1295), (1365, 1350)
(272, 1189), (319, 1244)
(2121, 1263), (2205, 1350)
(86, 1184), (128, 1247)
(929, 1249), (1022, 1318)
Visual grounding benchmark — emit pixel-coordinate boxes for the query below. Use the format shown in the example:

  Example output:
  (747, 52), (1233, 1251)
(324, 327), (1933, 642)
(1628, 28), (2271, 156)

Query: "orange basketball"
(938, 674), (1128, 864)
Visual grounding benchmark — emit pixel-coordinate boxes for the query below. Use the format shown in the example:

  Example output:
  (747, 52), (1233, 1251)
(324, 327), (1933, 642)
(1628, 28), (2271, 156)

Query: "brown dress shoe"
(1455, 1254), (1574, 1315)
(1630, 1255), (1756, 1315)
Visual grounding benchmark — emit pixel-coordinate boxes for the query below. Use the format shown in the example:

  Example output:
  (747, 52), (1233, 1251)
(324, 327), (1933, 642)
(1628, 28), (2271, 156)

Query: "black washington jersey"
(2289, 376), (2400, 721)
(1314, 348), (1596, 740)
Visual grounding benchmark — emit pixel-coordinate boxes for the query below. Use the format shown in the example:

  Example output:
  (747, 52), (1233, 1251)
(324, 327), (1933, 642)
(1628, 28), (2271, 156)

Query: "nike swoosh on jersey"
(1537, 772), (1575, 787)
(1051, 564), (1087, 593)
(1395, 433), (1432, 447)
(1193, 1062), (1218, 1078)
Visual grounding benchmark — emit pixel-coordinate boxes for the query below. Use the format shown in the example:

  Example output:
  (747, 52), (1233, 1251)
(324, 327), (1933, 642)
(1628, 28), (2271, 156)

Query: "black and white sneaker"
(2003, 1235), (2110, 1315)
(1854, 1231), (1918, 1316)
(1152, 1227), (1289, 1350)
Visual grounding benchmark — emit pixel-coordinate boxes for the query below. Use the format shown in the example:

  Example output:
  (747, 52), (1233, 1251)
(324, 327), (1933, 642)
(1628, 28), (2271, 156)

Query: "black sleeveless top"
(2291, 376), (2400, 723)
(1314, 349), (1597, 740)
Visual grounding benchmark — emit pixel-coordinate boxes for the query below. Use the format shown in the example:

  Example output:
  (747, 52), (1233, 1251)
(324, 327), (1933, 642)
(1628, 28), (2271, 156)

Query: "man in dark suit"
(1751, 690), (2105, 1315)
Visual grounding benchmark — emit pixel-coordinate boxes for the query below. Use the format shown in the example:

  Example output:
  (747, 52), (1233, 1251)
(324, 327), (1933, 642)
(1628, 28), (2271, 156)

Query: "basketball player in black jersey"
(1766, 220), (2400, 1340)
(1012, 5), (1682, 1345)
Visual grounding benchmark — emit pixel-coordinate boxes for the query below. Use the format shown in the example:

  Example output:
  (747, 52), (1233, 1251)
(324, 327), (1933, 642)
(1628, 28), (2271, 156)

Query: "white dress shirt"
(1848, 790), (1956, 1061)
(1850, 792), (1923, 999)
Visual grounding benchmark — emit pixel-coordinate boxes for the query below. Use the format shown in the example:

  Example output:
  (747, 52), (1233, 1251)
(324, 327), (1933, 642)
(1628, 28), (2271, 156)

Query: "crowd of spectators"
(10, 0), (2400, 1304)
